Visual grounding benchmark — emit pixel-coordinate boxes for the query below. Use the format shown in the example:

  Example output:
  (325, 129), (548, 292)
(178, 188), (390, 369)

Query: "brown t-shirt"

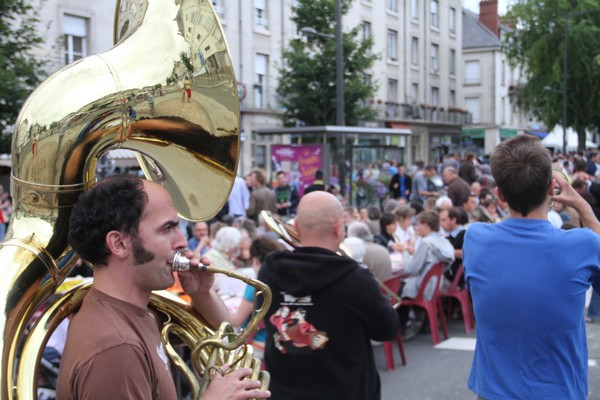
(56, 287), (177, 400)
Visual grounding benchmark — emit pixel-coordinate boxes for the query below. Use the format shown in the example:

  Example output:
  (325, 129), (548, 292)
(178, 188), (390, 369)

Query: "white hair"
(435, 196), (453, 209)
(342, 237), (365, 263)
(347, 221), (373, 242)
(212, 226), (242, 252)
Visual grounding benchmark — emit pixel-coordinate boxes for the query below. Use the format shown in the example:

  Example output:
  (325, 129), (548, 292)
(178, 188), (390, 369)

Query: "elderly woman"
(204, 226), (242, 271)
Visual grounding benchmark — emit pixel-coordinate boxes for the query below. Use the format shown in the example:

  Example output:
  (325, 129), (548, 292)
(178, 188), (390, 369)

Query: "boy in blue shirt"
(464, 135), (600, 399)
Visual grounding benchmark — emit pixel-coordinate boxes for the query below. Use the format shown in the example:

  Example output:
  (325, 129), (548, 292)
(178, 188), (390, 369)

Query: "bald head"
(296, 191), (344, 251)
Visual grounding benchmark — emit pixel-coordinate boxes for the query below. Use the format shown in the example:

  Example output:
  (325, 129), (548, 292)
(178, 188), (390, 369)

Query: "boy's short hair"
(490, 135), (552, 216)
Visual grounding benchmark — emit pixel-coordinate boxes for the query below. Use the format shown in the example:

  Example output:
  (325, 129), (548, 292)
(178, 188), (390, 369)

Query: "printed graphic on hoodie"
(269, 295), (329, 355)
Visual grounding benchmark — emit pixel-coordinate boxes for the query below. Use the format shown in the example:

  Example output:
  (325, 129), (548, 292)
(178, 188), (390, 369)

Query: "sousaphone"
(2, 0), (270, 398)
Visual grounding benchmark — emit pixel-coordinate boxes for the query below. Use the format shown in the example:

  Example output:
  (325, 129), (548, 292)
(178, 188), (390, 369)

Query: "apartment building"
(345, 0), (464, 165)
(462, 1), (529, 157)
(30, 0), (476, 175)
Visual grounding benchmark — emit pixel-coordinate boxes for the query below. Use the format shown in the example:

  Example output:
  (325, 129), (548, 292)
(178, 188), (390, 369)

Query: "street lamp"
(299, 0), (344, 126)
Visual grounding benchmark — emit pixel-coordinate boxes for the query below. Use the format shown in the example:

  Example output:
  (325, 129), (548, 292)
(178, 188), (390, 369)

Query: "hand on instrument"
(178, 252), (214, 295)
(201, 364), (271, 400)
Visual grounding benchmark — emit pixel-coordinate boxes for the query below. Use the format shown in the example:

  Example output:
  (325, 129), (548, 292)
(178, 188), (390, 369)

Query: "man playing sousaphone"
(259, 191), (400, 400)
(57, 175), (270, 400)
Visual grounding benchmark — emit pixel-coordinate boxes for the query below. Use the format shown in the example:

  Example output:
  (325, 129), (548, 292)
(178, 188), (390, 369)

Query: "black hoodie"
(259, 247), (401, 400)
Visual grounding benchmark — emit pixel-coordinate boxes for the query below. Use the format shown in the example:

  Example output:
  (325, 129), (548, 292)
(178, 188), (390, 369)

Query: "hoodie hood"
(423, 233), (455, 264)
(261, 247), (358, 297)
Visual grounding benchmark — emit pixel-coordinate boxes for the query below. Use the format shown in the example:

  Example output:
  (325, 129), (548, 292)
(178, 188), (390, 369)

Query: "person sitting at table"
(231, 236), (284, 359)
(394, 206), (416, 248)
(346, 221), (392, 282)
(399, 210), (454, 340)
(373, 212), (403, 253)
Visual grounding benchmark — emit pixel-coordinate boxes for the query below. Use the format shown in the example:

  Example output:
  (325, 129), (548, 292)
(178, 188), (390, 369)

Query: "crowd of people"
(45, 136), (600, 399)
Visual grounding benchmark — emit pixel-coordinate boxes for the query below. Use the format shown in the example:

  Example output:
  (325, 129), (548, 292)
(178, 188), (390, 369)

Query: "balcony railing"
(370, 101), (471, 125)
(239, 86), (281, 112)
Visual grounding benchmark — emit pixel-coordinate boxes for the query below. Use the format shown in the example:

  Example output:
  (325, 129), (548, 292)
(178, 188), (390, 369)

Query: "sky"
(462, 0), (512, 16)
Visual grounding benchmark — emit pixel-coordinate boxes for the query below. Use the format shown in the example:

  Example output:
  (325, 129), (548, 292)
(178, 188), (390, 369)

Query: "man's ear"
(294, 218), (301, 237)
(106, 231), (129, 260)
(547, 178), (557, 196)
(333, 218), (344, 240)
(494, 186), (506, 203)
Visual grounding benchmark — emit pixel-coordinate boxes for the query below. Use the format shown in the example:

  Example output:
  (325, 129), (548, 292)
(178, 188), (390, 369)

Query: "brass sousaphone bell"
(2, 1), (270, 398)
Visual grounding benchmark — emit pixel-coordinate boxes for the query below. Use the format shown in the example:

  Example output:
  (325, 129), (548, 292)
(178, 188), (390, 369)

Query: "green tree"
(277, 0), (378, 127)
(0, 0), (47, 153)
(504, 1), (600, 152)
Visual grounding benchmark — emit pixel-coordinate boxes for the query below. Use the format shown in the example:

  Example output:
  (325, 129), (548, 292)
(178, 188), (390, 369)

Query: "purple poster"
(271, 145), (322, 197)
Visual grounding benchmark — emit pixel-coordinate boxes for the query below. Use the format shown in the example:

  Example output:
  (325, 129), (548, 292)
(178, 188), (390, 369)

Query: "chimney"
(479, 0), (499, 37)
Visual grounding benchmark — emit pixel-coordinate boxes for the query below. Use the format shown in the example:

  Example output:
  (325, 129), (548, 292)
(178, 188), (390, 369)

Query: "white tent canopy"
(541, 125), (597, 151)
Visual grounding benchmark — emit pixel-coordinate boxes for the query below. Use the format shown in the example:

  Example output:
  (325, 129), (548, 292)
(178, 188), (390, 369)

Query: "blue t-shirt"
(464, 219), (600, 400)
(242, 285), (266, 343)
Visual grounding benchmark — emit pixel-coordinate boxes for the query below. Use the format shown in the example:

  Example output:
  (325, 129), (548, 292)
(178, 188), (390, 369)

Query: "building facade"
(31, 0), (534, 178)
(461, 1), (530, 157)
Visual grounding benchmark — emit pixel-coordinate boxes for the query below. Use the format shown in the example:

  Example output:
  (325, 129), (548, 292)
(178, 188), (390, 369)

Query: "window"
(449, 49), (456, 75)
(465, 97), (481, 123)
(411, 83), (419, 103)
(411, 0), (418, 20)
(63, 14), (88, 65)
(387, 79), (398, 102)
(430, 43), (439, 73)
(465, 60), (481, 84)
(387, 30), (398, 61)
(387, 0), (398, 13)
(255, 53), (268, 108)
(411, 37), (419, 66)
(363, 73), (372, 104)
(431, 86), (439, 106)
(501, 60), (506, 86)
(255, 144), (266, 168)
(449, 7), (456, 33)
(430, 0), (439, 28)
(254, 0), (268, 29)
(387, 79), (398, 117)
(450, 89), (456, 107)
(362, 21), (371, 40)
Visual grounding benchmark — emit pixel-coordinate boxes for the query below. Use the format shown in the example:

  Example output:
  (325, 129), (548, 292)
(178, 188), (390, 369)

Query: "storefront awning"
(500, 128), (518, 139)
(461, 128), (485, 140)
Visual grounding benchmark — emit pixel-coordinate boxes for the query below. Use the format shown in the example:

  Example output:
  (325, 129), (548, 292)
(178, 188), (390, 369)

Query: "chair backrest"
(414, 262), (445, 301)
(449, 263), (464, 292)
(381, 275), (403, 306)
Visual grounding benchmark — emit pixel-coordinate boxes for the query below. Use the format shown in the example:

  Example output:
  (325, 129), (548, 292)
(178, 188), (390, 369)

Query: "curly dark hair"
(68, 175), (148, 266)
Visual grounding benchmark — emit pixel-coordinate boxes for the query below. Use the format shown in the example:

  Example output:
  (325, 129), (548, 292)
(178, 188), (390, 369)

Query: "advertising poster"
(271, 144), (322, 197)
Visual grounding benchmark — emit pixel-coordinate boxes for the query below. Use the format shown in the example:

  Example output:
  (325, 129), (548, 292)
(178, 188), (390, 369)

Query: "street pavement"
(375, 312), (600, 400)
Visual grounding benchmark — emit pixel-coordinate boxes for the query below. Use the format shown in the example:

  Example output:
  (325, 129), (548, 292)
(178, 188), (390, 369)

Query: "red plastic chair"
(440, 263), (474, 333)
(380, 275), (407, 371)
(401, 262), (449, 345)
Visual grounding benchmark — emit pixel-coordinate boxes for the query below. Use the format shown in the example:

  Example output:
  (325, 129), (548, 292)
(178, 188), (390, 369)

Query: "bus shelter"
(256, 125), (411, 207)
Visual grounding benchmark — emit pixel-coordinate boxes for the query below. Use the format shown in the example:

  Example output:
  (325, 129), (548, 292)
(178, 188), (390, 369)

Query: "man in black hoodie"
(259, 191), (401, 400)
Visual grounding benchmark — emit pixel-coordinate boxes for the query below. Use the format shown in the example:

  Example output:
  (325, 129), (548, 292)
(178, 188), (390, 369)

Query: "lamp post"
(299, 0), (344, 126)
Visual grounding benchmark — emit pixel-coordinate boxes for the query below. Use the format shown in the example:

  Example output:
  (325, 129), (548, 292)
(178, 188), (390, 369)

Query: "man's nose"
(174, 227), (188, 249)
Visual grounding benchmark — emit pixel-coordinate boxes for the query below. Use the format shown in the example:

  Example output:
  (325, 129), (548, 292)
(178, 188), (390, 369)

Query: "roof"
(462, 9), (502, 50)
